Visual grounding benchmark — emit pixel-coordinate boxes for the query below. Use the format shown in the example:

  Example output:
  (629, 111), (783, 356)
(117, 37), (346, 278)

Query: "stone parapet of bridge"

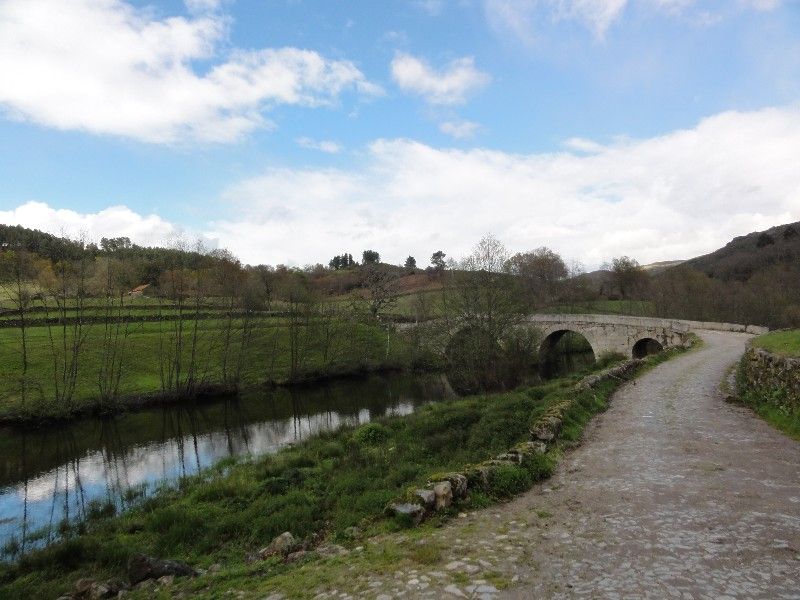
(526, 314), (767, 359)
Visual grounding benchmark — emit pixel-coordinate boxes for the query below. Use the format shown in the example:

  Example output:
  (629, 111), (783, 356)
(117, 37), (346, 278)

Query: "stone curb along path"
(386, 359), (646, 527)
(303, 330), (799, 600)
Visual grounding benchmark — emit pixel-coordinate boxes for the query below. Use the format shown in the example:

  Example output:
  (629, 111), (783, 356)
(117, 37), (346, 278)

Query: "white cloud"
(439, 120), (481, 139)
(740, 0), (782, 10)
(0, 202), (184, 248)
(415, 0), (445, 16)
(184, 0), (222, 13)
(296, 137), (343, 153)
(209, 106), (800, 267)
(0, 0), (380, 144)
(4, 107), (799, 269)
(484, 0), (785, 43)
(484, 0), (627, 41)
(391, 53), (490, 105)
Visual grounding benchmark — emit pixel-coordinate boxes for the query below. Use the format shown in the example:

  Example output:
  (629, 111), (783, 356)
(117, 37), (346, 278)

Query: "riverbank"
(0, 317), (426, 424)
(0, 345), (691, 599)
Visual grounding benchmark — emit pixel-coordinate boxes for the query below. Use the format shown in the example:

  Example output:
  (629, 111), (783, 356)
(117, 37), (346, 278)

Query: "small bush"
(86, 499), (116, 521)
(596, 351), (626, 369)
(488, 465), (532, 498)
(353, 422), (390, 446)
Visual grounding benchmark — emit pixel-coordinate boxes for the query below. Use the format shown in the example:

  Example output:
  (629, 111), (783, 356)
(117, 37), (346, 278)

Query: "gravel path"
(337, 330), (800, 600)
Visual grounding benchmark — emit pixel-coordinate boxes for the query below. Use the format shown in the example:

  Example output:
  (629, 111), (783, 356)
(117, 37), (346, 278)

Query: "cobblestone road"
(341, 330), (800, 599)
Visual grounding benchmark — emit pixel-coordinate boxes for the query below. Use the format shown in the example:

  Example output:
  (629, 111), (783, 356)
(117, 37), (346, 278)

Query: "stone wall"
(738, 345), (800, 411)
(387, 358), (646, 527)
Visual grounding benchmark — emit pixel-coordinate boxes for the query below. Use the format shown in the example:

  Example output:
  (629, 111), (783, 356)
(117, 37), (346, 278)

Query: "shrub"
(353, 422), (390, 446)
(86, 499), (116, 521)
(596, 351), (626, 369)
(488, 465), (532, 498)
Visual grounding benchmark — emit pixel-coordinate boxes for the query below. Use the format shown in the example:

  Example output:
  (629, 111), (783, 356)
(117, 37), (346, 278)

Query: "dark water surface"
(0, 372), (455, 552)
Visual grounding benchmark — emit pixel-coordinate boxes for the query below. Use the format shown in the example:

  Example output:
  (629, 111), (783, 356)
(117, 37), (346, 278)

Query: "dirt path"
(335, 330), (800, 599)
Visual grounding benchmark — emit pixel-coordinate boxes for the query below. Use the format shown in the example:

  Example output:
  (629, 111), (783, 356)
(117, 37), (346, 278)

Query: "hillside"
(682, 221), (800, 282)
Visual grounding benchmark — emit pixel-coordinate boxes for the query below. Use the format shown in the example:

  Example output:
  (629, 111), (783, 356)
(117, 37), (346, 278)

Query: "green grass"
(752, 329), (800, 357)
(0, 348), (689, 599)
(0, 316), (415, 421)
(540, 300), (656, 317)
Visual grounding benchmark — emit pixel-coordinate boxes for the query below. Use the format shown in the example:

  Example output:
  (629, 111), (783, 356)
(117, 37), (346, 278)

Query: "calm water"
(0, 372), (455, 553)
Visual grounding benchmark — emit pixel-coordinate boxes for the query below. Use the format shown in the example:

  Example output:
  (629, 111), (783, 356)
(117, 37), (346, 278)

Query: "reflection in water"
(0, 373), (455, 552)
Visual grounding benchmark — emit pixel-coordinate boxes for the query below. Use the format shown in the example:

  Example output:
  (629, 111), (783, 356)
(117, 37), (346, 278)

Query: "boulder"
(495, 451), (523, 465)
(413, 488), (436, 510)
(258, 532), (297, 559)
(531, 415), (562, 441)
(285, 550), (310, 563)
(127, 553), (197, 585)
(430, 473), (468, 499)
(388, 502), (425, 525)
(465, 465), (491, 490)
(517, 441), (547, 456)
(316, 543), (349, 558)
(433, 481), (453, 510)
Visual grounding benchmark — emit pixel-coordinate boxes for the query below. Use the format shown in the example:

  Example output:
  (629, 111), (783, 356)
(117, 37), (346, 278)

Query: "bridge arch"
(632, 337), (664, 359)
(539, 328), (597, 361)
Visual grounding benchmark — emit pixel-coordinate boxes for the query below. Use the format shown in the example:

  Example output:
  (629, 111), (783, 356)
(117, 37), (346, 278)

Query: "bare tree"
(94, 256), (136, 410)
(39, 238), (92, 412)
(0, 249), (38, 410)
(360, 265), (400, 319)
(505, 247), (568, 309)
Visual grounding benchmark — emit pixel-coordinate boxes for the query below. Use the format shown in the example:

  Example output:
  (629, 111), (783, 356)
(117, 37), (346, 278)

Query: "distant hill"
(641, 260), (684, 274)
(681, 221), (800, 282)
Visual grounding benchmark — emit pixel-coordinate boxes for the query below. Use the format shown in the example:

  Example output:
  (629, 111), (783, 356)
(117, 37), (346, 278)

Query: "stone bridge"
(413, 314), (767, 361)
(527, 314), (692, 360)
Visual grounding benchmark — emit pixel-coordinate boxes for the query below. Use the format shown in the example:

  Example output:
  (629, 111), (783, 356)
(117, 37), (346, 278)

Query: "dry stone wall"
(739, 345), (800, 411)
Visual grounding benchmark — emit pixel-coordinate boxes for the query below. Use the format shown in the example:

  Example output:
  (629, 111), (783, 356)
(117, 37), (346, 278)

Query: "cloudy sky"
(1, 0), (799, 267)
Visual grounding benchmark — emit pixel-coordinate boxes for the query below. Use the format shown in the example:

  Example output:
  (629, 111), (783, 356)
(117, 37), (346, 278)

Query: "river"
(0, 372), (455, 553)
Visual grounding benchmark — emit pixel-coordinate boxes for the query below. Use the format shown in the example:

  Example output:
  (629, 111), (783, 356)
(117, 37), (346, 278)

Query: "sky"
(0, 0), (799, 269)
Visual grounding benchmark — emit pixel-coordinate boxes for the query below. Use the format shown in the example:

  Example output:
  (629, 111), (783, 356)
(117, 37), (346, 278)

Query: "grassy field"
(751, 329), (800, 357)
(0, 347), (687, 599)
(540, 299), (656, 317)
(0, 315), (416, 421)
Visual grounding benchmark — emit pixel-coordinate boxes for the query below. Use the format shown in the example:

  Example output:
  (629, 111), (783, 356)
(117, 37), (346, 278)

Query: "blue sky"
(1, 0), (799, 267)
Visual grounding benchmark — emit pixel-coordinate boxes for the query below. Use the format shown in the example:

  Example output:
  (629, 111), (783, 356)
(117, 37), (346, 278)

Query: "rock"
(444, 584), (467, 597)
(207, 563), (222, 574)
(258, 532), (297, 559)
(285, 550), (309, 563)
(431, 473), (468, 499)
(343, 526), (362, 539)
(496, 451), (523, 464)
(531, 415), (562, 441)
(127, 553), (197, 585)
(74, 578), (96, 595)
(72, 577), (127, 600)
(433, 481), (453, 510)
(316, 544), (349, 557)
(89, 583), (111, 600)
(156, 575), (174, 586)
(517, 441), (547, 456)
(465, 465), (492, 489)
(388, 502), (425, 525)
(413, 488), (436, 510)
